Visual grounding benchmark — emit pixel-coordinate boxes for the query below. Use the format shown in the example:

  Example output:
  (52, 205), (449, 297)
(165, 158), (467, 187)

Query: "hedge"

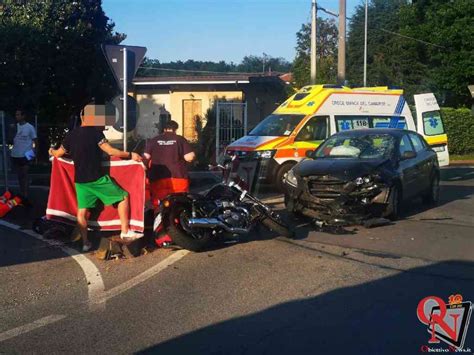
(441, 107), (474, 155)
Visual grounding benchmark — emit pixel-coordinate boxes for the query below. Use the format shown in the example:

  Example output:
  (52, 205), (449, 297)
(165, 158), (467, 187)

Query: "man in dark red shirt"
(144, 120), (195, 208)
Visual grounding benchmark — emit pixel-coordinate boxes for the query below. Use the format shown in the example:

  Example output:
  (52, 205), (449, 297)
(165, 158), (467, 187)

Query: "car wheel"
(422, 174), (440, 205)
(275, 162), (296, 192)
(386, 184), (401, 221)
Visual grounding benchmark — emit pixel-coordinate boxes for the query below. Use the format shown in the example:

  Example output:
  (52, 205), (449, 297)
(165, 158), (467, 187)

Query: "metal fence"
(215, 102), (247, 158)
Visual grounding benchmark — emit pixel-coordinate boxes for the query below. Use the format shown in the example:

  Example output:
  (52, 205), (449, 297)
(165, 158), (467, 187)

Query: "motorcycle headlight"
(285, 169), (298, 187)
(355, 176), (372, 186)
(255, 150), (276, 159)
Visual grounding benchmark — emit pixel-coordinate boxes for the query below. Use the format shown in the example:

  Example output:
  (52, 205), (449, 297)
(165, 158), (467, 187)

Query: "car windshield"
(249, 114), (305, 136)
(314, 134), (395, 159)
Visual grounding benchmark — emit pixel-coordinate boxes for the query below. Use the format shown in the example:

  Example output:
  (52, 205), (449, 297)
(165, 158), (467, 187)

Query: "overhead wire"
(140, 3), (445, 75)
(317, 4), (445, 49)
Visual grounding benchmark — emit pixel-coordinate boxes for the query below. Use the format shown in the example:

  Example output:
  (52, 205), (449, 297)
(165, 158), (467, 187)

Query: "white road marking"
(0, 222), (190, 342)
(97, 249), (190, 304)
(0, 315), (66, 343)
(0, 220), (106, 312)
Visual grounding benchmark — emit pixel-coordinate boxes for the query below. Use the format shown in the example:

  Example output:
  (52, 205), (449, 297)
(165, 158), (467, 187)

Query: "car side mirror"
(401, 151), (417, 160)
(305, 150), (315, 159)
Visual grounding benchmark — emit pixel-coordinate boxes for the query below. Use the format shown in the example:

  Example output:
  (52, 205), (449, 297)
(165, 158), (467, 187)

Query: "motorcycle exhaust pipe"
(187, 218), (249, 234)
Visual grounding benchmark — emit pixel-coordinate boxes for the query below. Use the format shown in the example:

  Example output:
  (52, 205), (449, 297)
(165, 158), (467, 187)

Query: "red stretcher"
(46, 157), (146, 232)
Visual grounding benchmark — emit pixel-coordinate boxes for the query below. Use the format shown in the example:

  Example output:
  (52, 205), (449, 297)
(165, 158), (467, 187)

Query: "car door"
(398, 134), (418, 199)
(408, 132), (433, 193)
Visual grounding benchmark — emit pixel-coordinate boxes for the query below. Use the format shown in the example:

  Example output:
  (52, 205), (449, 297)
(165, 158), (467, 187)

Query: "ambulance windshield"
(249, 114), (305, 137)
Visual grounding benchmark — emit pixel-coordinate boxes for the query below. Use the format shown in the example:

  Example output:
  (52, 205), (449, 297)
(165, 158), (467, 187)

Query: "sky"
(102, 0), (360, 63)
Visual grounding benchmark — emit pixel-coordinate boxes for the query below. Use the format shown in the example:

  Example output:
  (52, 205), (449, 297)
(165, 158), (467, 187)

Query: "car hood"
(294, 158), (389, 181)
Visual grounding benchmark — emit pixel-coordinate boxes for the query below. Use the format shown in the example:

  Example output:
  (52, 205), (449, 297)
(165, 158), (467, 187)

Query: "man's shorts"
(75, 175), (128, 209)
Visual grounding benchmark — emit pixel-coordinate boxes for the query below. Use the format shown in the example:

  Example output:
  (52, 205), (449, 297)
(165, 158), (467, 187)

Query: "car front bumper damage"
(285, 176), (391, 226)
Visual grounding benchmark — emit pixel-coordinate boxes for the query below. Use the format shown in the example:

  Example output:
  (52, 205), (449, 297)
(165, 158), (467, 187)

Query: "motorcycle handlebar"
(208, 164), (226, 171)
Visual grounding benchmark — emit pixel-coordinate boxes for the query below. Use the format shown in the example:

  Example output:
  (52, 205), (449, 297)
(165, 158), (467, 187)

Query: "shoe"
(82, 242), (92, 252)
(120, 230), (143, 241)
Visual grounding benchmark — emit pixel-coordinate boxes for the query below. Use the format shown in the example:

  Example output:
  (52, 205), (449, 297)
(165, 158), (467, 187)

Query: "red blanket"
(46, 158), (145, 232)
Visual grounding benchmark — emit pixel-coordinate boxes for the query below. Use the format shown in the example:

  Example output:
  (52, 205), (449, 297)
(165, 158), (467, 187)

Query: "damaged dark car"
(284, 129), (440, 227)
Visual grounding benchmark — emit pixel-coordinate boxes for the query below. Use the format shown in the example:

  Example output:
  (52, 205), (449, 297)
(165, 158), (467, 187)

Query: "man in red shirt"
(144, 120), (195, 208)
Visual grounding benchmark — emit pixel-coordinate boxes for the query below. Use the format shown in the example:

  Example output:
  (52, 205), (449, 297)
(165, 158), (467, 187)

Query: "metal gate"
(215, 101), (247, 158)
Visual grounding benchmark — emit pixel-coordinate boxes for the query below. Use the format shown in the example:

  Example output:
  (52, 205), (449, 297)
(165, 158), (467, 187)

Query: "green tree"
(137, 55), (291, 77)
(399, 0), (474, 107)
(346, 0), (429, 97)
(292, 18), (338, 88)
(347, 0), (473, 107)
(237, 55), (291, 73)
(0, 0), (125, 123)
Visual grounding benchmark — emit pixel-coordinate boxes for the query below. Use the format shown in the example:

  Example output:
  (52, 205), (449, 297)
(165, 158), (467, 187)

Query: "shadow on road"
(400, 167), (474, 218)
(281, 167), (474, 235)
(139, 260), (474, 355)
(442, 167), (474, 182)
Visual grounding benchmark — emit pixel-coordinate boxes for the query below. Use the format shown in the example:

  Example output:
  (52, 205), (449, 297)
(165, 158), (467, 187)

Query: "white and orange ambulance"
(226, 85), (449, 189)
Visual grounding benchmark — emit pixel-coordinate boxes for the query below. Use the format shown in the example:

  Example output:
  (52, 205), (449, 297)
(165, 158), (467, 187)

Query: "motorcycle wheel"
(166, 206), (213, 252)
(261, 213), (293, 238)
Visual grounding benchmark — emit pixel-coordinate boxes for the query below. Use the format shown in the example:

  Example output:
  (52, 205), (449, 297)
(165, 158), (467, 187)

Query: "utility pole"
(310, 0), (317, 84)
(122, 47), (128, 151)
(363, 0), (368, 87)
(262, 52), (268, 74)
(337, 0), (346, 85)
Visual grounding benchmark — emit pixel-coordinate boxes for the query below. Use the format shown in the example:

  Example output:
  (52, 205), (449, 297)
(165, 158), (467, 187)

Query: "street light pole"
(310, 0), (317, 84)
(337, 0), (346, 85)
(363, 0), (368, 87)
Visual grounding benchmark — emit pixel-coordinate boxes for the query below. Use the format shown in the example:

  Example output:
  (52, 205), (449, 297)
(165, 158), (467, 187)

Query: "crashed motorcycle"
(155, 156), (292, 251)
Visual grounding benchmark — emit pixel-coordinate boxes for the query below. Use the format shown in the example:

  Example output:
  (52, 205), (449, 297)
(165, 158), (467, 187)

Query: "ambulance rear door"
(414, 93), (449, 166)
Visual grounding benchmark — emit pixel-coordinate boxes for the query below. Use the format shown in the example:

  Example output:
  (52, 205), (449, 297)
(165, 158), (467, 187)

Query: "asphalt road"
(0, 166), (473, 354)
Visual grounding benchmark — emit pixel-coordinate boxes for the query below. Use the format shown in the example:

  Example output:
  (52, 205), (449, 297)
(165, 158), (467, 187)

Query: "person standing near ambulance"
(144, 120), (195, 207)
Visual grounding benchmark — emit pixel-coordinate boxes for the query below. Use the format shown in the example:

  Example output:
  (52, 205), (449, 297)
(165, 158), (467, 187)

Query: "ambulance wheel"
(275, 162), (296, 192)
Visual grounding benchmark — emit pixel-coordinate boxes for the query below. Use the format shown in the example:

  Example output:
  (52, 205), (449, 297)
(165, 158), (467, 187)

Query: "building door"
(182, 99), (202, 141)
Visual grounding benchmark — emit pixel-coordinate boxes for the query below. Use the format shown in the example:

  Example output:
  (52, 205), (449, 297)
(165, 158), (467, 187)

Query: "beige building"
(130, 74), (288, 141)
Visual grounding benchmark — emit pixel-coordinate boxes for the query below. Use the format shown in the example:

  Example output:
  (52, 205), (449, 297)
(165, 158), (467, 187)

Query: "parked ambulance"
(226, 85), (449, 189)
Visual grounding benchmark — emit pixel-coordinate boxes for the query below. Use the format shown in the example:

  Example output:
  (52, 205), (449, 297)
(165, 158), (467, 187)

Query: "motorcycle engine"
(217, 201), (249, 228)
